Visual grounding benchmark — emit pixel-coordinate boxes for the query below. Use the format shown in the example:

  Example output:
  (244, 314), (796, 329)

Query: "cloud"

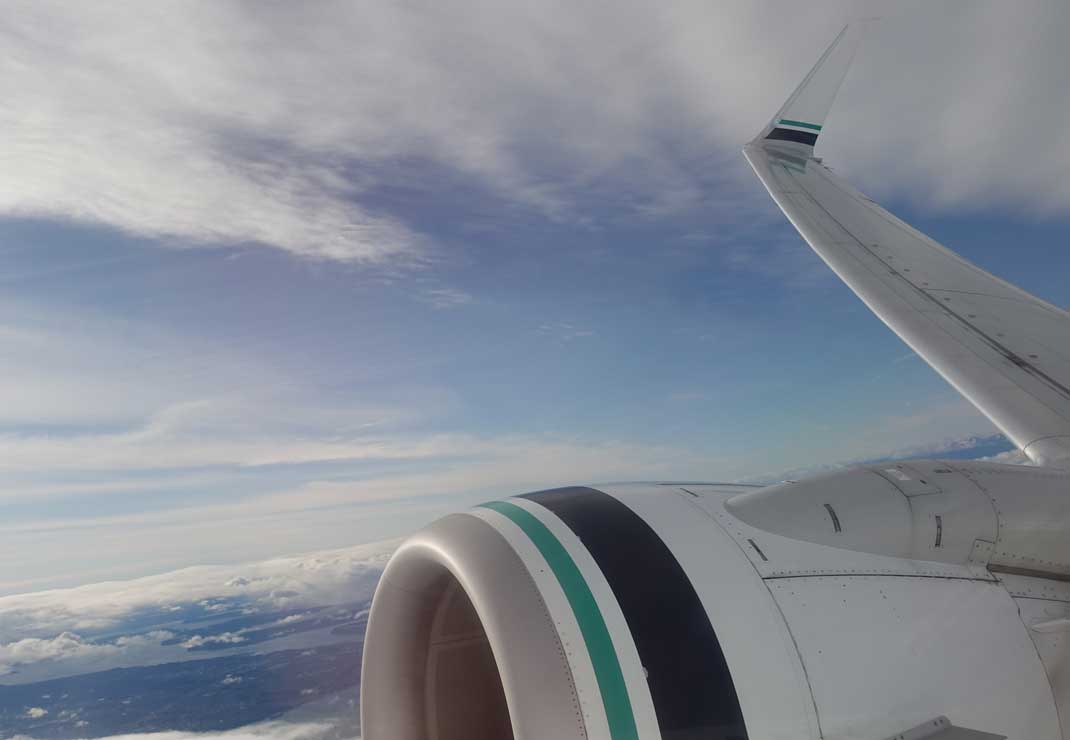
(980, 448), (1032, 465)
(0, 396), (443, 475)
(0, 540), (393, 648)
(0, 295), (1008, 596)
(5, 1), (1068, 268)
(4, 0), (1063, 602)
(0, 632), (155, 677)
(537, 322), (595, 342)
(0, 397), (1006, 597)
(417, 288), (474, 310)
(1, 434), (737, 535)
(740, 429), (1024, 486)
(0, 311), (254, 429)
(13, 719), (353, 740)
(181, 633), (246, 650)
(0, 3), (423, 263)
(828, 4), (1070, 214)
(0, 302), (446, 481)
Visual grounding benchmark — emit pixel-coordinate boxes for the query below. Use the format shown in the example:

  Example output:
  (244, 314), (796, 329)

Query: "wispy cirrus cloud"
(416, 287), (475, 310)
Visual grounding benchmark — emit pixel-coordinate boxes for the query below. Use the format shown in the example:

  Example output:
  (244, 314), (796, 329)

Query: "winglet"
(753, 23), (869, 149)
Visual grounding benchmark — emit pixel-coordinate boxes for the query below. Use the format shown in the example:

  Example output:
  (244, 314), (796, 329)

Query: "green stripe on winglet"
(479, 500), (639, 740)
(778, 118), (823, 131)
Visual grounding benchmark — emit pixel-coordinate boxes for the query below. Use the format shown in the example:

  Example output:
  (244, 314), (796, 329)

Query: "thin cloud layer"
(4, 2), (1070, 265)
(0, 294), (1009, 595)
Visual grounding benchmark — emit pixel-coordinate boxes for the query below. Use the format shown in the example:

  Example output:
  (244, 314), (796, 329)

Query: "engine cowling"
(361, 462), (1070, 740)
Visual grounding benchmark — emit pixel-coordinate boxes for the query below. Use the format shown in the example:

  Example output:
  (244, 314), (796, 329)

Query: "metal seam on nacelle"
(946, 462), (1003, 558)
(989, 564), (1070, 584)
(762, 572), (997, 583)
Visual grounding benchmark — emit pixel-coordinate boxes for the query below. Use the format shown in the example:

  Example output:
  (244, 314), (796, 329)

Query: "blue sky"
(2, 1), (1070, 594)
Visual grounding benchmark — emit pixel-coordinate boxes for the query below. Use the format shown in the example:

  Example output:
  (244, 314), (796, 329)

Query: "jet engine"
(361, 460), (1070, 740)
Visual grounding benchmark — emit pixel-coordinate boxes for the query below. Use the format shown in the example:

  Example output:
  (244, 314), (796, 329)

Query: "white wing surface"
(744, 26), (1070, 467)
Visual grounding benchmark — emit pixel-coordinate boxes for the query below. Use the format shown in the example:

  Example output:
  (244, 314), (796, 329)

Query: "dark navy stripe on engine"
(765, 127), (818, 146)
(521, 486), (748, 740)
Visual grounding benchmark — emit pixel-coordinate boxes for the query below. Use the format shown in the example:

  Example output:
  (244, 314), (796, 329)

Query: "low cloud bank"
(0, 540), (394, 682)
(7, 718), (356, 740)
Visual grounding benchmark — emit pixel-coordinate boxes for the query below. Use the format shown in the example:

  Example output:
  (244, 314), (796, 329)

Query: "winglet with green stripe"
(753, 22), (870, 149)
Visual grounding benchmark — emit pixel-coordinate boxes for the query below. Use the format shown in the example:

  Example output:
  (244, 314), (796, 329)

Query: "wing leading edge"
(744, 26), (1070, 468)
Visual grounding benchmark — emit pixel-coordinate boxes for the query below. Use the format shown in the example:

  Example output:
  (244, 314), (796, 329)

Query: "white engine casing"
(361, 460), (1070, 740)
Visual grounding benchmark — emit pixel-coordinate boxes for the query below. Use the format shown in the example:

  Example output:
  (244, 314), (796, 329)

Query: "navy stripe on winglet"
(765, 127), (818, 146)
(521, 486), (748, 740)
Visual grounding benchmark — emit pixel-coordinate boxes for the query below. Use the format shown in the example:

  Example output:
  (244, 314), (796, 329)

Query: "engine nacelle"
(361, 461), (1070, 740)
(727, 459), (1070, 577)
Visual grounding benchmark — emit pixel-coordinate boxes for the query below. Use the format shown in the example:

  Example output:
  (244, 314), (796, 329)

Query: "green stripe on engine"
(778, 118), (822, 131)
(479, 500), (639, 740)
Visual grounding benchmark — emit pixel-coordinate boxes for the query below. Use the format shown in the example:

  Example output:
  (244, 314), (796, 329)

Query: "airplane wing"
(744, 25), (1070, 468)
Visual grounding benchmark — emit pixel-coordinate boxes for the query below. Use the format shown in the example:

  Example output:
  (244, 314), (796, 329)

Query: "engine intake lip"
(360, 512), (589, 740)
